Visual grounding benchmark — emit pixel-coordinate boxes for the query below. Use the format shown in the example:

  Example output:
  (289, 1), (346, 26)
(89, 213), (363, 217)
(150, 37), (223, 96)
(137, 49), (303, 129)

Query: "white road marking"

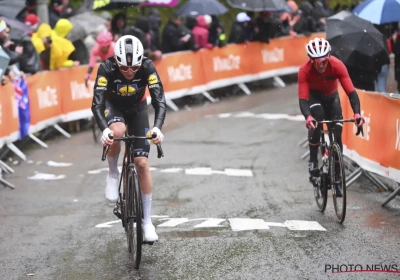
(28, 173), (66, 180)
(47, 161), (73, 167)
(224, 169), (253, 177)
(85, 166), (255, 177)
(95, 217), (327, 231)
(229, 218), (270, 231)
(208, 112), (304, 122)
(283, 220), (327, 231)
(160, 168), (183, 173)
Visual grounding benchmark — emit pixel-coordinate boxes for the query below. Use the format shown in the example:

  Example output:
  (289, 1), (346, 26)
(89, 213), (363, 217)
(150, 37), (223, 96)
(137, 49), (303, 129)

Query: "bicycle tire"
(329, 142), (347, 224)
(314, 172), (328, 212)
(127, 165), (143, 269)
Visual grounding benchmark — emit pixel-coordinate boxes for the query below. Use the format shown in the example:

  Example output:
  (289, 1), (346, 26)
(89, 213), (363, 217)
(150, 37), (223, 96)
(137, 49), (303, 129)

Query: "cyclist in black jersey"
(91, 35), (166, 242)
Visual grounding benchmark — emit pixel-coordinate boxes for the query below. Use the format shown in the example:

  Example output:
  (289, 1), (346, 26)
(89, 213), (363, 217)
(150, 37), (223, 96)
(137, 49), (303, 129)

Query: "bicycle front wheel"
(329, 142), (347, 224)
(127, 165), (143, 269)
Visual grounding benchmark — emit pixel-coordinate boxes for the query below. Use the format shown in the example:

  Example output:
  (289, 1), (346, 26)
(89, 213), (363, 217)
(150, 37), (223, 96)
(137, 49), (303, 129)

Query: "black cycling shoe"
(308, 161), (320, 177)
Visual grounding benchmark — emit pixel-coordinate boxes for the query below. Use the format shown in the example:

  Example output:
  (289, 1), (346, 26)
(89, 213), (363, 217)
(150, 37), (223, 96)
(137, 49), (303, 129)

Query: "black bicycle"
(310, 118), (363, 224)
(101, 132), (164, 269)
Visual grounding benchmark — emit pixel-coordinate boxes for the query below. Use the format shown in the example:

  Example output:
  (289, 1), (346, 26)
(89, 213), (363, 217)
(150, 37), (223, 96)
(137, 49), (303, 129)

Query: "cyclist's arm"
(145, 60), (166, 130)
(91, 65), (109, 132)
(86, 47), (99, 75)
(298, 68), (312, 119)
(336, 61), (361, 114)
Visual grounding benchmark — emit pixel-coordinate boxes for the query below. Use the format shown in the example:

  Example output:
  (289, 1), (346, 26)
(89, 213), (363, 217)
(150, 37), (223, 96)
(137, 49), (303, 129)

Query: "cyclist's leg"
(127, 108), (158, 241)
(104, 101), (126, 202)
(326, 91), (343, 152)
(308, 93), (325, 176)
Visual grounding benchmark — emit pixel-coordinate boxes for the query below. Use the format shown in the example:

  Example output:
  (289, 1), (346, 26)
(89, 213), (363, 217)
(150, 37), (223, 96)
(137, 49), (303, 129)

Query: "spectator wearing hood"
(53, 18), (88, 66)
(31, 22), (76, 70)
(148, 8), (162, 50)
(192, 15), (213, 49)
(228, 12), (250, 44)
(161, 14), (192, 53)
(135, 16), (162, 61)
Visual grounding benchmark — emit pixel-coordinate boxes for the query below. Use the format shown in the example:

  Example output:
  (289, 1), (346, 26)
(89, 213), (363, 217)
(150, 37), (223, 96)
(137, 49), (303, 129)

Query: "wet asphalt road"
(1, 84), (400, 280)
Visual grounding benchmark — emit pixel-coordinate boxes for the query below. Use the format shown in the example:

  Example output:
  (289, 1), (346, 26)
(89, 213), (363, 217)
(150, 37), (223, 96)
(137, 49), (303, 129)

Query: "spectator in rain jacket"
(192, 15), (213, 49)
(135, 16), (162, 61)
(228, 12), (251, 44)
(208, 16), (226, 47)
(111, 13), (127, 41)
(148, 8), (162, 50)
(31, 22), (76, 70)
(162, 14), (192, 53)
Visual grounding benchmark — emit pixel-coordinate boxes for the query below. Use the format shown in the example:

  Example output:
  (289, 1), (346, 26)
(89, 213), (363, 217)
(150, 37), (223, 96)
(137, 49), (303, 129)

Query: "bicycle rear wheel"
(329, 142), (347, 224)
(126, 165), (143, 269)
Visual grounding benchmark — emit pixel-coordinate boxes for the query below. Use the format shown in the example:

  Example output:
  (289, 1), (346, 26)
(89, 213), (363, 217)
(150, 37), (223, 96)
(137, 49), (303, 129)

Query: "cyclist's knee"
(134, 157), (149, 173)
(109, 122), (126, 138)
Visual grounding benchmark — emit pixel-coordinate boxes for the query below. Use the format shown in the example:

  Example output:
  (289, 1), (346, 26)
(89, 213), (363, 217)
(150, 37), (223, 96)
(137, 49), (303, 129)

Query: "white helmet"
(306, 37), (331, 58)
(114, 35), (144, 66)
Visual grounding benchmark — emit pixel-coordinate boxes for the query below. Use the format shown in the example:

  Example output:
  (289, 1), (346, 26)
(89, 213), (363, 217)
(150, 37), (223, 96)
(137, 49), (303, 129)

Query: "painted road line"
(160, 168), (183, 173)
(95, 217), (327, 231)
(207, 112), (304, 122)
(225, 169), (253, 177)
(28, 173), (66, 180)
(284, 220), (327, 231)
(185, 167), (213, 176)
(228, 218), (271, 231)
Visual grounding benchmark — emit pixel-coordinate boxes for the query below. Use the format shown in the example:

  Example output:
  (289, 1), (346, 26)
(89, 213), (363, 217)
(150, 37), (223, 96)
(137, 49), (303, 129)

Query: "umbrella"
(141, 0), (180, 7)
(93, 0), (145, 10)
(0, 16), (33, 40)
(353, 0), (400, 25)
(67, 11), (107, 41)
(176, 0), (228, 16)
(0, 0), (27, 19)
(326, 10), (389, 71)
(227, 0), (289, 12)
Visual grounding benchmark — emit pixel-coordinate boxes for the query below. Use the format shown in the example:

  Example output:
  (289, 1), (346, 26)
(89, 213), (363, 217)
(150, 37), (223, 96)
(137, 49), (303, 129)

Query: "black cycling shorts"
(104, 100), (151, 158)
(308, 91), (343, 121)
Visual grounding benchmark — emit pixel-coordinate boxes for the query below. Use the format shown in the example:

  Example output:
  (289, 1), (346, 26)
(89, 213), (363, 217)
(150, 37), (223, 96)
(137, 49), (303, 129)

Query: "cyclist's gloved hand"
(354, 113), (365, 127)
(306, 116), (317, 130)
(101, 128), (113, 146)
(151, 127), (164, 144)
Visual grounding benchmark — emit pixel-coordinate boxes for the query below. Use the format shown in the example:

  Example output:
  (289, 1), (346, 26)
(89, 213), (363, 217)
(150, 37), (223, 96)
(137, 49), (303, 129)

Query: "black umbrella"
(92, 0), (144, 10)
(176, 0), (228, 16)
(0, 0), (27, 19)
(0, 16), (32, 41)
(227, 0), (289, 12)
(326, 10), (389, 71)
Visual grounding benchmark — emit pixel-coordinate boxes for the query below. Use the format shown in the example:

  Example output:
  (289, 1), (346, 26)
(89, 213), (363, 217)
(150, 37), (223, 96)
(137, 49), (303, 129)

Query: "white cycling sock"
(142, 193), (152, 225)
(107, 156), (119, 179)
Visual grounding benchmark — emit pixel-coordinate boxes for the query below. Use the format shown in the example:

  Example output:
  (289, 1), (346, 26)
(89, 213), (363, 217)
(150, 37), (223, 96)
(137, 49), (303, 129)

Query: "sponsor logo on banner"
(37, 86), (58, 109)
(261, 48), (284, 63)
(354, 111), (370, 141)
(97, 76), (108, 87)
(70, 81), (93, 101)
(167, 64), (192, 82)
(213, 55), (241, 72)
(396, 119), (400, 151)
(148, 73), (159, 85)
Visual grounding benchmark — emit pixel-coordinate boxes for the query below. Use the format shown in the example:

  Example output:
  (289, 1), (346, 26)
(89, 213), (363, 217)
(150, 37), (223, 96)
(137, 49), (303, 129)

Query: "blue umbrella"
(353, 0), (400, 25)
(176, 0), (228, 16)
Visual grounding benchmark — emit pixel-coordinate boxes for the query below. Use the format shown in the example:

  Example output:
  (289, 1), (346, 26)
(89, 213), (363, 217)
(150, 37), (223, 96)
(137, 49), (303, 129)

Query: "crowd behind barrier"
(1, 32), (400, 206)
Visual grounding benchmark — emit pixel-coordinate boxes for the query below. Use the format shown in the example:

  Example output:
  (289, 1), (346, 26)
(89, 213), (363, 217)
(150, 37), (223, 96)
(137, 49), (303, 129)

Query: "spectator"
(293, 2), (318, 36)
(192, 15), (213, 49)
(49, 0), (76, 28)
(0, 20), (23, 67)
(228, 12), (251, 44)
(53, 18), (87, 66)
(83, 11), (112, 53)
(135, 16), (162, 61)
(148, 8), (162, 50)
(208, 16), (226, 48)
(111, 13), (126, 41)
(161, 14), (192, 53)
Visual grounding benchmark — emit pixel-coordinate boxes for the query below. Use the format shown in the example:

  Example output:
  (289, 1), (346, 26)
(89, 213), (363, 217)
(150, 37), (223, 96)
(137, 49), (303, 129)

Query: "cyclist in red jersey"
(298, 37), (365, 177)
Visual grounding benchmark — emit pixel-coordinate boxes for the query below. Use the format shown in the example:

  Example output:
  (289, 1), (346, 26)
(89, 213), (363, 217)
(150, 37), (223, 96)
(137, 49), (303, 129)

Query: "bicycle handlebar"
(312, 118), (364, 137)
(101, 132), (164, 161)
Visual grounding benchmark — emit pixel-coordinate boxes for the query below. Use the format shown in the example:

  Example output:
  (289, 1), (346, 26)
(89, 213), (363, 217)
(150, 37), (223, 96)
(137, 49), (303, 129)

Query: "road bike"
(310, 118), (363, 224)
(102, 132), (164, 269)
